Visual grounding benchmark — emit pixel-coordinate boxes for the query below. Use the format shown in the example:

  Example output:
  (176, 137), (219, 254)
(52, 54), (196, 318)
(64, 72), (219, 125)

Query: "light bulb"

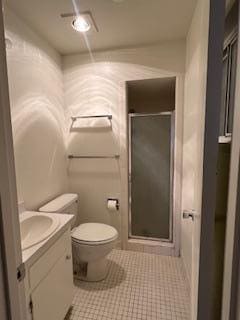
(72, 16), (91, 33)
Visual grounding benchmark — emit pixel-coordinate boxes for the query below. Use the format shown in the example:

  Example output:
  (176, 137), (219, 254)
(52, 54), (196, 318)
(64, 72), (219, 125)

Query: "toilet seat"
(71, 223), (118, 245)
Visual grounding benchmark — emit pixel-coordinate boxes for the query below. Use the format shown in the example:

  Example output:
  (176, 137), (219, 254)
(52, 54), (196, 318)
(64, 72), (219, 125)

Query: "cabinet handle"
(66, 254), (71, 260)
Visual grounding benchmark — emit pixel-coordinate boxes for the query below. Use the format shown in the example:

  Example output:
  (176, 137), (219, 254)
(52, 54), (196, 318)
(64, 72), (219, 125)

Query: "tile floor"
(67, 249), (190, 320)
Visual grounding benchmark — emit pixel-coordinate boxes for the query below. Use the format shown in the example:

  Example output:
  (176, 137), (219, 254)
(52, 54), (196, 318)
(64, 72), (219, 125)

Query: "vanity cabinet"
(24, 228), (74, 320)
(31, 252), (73, 320)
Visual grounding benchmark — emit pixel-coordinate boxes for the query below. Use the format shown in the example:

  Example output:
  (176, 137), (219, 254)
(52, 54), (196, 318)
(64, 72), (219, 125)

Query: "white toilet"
(39, 193), (118, 281)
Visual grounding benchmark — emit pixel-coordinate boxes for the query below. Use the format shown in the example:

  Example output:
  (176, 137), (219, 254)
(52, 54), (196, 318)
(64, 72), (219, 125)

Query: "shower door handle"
(183, 210), (196, 221)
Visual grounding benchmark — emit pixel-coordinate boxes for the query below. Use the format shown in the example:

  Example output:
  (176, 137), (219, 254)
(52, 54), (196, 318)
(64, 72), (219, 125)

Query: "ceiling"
(6, 0), (197, 55)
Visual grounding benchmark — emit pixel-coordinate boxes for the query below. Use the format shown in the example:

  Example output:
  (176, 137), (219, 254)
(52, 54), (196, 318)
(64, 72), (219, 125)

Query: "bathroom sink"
(20, 213), (59, 250)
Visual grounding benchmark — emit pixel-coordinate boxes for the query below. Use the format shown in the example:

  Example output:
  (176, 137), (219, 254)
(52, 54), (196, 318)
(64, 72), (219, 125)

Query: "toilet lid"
(72, 223), (118, 243)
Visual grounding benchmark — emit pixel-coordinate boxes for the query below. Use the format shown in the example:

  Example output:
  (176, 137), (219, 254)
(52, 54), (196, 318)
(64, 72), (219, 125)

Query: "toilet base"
(74, 258), (109, 282)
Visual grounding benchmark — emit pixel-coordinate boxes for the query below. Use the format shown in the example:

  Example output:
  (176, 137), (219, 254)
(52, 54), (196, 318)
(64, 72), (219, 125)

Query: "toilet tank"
(39, 193), (78, 226)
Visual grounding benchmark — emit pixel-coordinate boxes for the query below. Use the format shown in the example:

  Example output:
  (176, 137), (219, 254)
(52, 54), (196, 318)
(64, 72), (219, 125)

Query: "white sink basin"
(20, 213), (59, 250)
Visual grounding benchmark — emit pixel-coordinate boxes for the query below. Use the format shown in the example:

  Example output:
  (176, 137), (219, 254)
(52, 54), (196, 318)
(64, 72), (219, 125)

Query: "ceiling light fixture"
(72, 16), (91, 32)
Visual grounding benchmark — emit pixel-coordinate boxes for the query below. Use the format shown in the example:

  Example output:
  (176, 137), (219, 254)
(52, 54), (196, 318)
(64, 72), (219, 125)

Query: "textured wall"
(4, 7), (68, 210)
(4, 6), (186, 247)
(63, 42), (185, 245)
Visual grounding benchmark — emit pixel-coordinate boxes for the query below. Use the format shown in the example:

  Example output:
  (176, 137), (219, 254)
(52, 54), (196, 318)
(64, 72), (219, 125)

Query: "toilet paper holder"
(107, 198), (120, 211)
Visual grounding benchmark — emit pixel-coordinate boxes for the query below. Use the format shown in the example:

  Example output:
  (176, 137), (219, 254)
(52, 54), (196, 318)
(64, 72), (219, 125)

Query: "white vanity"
(20, 211), (74, 320)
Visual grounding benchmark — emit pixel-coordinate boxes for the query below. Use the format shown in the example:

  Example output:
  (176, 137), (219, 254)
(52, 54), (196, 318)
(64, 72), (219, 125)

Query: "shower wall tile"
(126, 240), (176, 256)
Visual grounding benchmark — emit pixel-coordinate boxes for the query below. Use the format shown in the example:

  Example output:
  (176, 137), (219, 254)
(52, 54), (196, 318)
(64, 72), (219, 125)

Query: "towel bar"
(68, 155), (119, 159)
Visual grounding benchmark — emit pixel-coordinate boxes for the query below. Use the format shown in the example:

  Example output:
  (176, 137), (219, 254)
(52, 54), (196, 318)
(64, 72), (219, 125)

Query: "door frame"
(128, 112), (175, 243)
(0, 1), (27, 319)
(222, 2), (240, 319)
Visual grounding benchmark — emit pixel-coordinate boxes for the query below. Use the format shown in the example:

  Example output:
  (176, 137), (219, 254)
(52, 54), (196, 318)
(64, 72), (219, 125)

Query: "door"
(31, 252), (74, 320)
(183, 0), (225, 318)
(191, 0), (226, 319)
(129, 113), (174, 242)
(0, 1), (27, 319)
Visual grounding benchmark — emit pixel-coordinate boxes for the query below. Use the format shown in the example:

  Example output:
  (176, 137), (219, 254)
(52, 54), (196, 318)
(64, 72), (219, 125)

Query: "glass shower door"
(129, 113), (174, 241)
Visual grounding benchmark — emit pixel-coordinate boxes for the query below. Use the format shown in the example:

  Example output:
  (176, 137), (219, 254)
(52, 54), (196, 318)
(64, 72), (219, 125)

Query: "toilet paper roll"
(107, 199), (118, 211)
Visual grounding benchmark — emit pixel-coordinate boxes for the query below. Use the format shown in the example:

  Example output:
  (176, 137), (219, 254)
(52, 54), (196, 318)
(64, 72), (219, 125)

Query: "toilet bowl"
(39, 194), (118, 282)
(72, 223), (118, 281)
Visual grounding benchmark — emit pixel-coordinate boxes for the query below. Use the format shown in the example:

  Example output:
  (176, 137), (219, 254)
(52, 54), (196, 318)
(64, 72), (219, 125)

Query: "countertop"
(20, 211), (74, 268)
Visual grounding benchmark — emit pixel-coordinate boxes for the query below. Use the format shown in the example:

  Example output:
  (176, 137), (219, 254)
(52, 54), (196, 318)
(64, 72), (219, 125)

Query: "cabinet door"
(31, 251), (74, 320)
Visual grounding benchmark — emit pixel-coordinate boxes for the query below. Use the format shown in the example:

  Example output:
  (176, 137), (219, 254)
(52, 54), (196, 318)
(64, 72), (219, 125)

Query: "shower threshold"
(129, 235), (171, 243)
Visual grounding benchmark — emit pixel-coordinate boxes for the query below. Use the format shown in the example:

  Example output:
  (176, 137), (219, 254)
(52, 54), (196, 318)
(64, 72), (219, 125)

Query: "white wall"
(63, 42), (185, 246)
(182, 0), (209, 316)
(3, 5), (186, 251)
(4, 7), (68, 210)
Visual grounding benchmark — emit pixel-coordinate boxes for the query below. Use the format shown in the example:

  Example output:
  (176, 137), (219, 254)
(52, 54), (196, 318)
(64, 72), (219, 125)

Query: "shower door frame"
(128, 111), (175, 243)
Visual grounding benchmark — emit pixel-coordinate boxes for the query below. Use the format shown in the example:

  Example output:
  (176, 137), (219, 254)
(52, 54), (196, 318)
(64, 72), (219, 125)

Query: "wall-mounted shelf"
(70, 115), (112, 131)
(71, 115), (112, 120)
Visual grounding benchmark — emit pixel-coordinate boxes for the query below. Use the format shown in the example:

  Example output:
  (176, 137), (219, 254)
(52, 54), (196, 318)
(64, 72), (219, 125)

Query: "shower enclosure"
(129, 112), (174, 242)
